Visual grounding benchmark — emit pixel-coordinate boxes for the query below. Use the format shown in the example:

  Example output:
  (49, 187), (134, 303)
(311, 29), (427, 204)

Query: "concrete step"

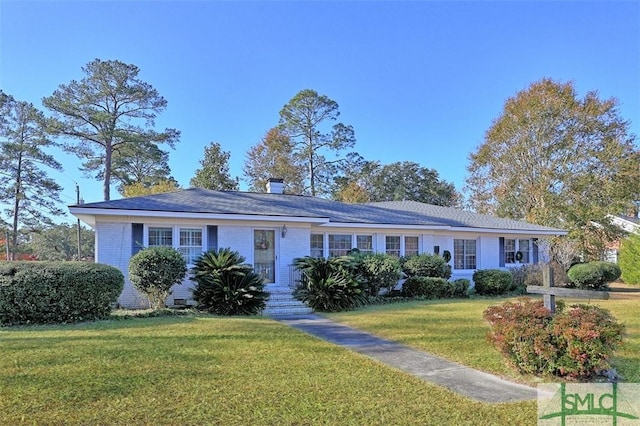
(263, 286), (312, 315)
(263, 306), (314, 316)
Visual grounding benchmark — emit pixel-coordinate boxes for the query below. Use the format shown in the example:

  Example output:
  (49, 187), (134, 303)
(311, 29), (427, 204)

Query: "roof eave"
(68, 207), (330, 225)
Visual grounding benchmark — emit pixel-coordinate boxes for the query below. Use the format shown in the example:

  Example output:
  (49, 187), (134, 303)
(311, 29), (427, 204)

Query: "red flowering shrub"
(483, 299), (624, 380)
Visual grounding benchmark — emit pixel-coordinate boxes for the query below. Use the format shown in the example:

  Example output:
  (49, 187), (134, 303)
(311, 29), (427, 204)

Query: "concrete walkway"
(274, 314), (538, 404)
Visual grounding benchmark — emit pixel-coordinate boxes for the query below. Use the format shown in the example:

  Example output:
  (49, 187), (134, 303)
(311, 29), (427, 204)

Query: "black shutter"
(532, 238), (539, 263)
(132, 223), (144, 255)
(499, 237), (505, 267)
(207, 226), (218, 251)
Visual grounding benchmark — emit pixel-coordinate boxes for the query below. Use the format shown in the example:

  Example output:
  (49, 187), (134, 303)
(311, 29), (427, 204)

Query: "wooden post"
(527, 265), (610, 314)
(542, 264), (556, 313)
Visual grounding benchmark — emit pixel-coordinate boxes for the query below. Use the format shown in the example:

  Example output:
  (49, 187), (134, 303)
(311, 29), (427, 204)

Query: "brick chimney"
(266, 178), (284, 194)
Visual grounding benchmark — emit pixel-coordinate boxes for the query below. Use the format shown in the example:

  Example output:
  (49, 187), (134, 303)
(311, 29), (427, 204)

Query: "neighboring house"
(70, 179), (565, 309)
(604, 214), (640, 263)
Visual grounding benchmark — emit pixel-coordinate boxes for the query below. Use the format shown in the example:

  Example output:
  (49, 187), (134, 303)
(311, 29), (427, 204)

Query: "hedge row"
(402, 277), (469, 299)
(0, 261), (123, 326)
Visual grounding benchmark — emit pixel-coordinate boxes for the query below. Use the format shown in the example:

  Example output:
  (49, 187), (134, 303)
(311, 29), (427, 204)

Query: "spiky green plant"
(293, 256), (367, 312)
(191, 248), (268, 315)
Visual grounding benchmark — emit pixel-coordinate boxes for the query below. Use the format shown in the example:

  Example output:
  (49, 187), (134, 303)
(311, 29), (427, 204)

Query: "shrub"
(403, 254), (451, 279)
(129, 247), (187, 309)
(620, 232), (640, 285)
(191, 248), (268, 315)
(448, 279), (470, 298)
(354, 253), (402, 296)
(0, 261), (123, 326)
(596, 261), (621, 283)
(402, 276), (448, 298)
(484, 299), (625, 379)
(566, 261), (620, 290)
(508, 265), (530, 294)
(293, 256), (367, 312)
(473, 269), (513, 296)
(402, 277), (469, 299)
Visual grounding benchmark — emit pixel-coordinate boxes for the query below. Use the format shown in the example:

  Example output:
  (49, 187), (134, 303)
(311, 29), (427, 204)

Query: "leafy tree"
(333, 157), (459, 206)
(43, 59), (180, 201)
(0, 91), (63, 256)
(110, 142), (173, 195)
(22, 223), (95, 261)
(122, 179), (181, 197)
(619, 232), (640, 285)
(190, 142), (239, 190)
(466, 78), (640, 259)
(369, 161), (458, 206)
(279, 89), (355, 197)
(332, 153), (377, 203)
(243, 127), (305, 194)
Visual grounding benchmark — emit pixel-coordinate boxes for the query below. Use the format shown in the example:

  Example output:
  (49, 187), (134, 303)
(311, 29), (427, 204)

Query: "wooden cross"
(526, 265), (609, 314)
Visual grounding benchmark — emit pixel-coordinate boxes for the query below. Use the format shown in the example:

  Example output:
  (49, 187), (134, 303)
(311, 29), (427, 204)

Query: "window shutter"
(132, 223), (144, 255)
(532, 238), (539, 263)
(499, 237), (505, 267)
(207, 226), (218, 251)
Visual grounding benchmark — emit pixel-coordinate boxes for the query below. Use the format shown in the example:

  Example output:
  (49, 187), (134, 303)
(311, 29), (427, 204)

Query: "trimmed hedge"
(0, 261), (123, 326)
(402, 276), (469, 299)
(402, 254), (451, 279)
(473, 269), (513, 296)
(567, 261), (621, 290)
(129, 247), (187, 309)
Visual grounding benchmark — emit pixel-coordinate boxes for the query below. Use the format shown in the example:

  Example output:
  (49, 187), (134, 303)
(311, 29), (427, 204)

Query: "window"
(404, 236), (419, 257)
(504, 239), (516, 264)
(454, 239), (476, 269)
(385, 236), (401, 257)
(310, 234), (324, 258)
(518, 239), (530, 263)
(356, 235), (373, 254)
(147, 226), (204, 264)
(504, 238), (531, 264)
(179, 228), (203, 264)
(328, 234), (351, 257)
(149, 227), (172, 247)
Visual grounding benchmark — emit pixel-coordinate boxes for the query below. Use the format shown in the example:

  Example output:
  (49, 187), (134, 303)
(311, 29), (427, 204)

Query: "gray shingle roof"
(72, 188), (564, 233)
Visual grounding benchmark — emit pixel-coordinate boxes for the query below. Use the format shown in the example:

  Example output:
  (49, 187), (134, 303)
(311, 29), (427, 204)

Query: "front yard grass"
(1, 314), (535, 425)
(326, 296), (640, 384)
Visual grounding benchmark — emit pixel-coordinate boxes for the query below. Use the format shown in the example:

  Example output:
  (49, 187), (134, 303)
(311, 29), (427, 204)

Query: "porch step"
(263, 285), (313, 316)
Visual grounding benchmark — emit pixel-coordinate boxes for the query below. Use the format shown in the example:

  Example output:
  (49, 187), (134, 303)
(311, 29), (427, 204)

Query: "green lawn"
(3, 296), (635, 425)
(326, 296), (640, 384)
(1, 314), (535, 425)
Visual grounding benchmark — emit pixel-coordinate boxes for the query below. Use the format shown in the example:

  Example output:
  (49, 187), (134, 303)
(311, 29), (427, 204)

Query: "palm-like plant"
(191, 248), (268, 315)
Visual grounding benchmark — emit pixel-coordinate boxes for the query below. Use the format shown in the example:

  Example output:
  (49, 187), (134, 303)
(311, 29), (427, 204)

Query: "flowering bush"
(483, 298), (625, 380)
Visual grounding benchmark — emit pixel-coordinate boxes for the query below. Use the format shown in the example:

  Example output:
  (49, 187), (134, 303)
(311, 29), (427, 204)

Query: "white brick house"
(70, 179), (565, 309)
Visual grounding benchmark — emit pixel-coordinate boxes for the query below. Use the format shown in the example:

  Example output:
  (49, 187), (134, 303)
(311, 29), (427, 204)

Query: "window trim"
(453, 238), (477, 270)
(144, 224), (206, 265)
(504, 238), (532, 265)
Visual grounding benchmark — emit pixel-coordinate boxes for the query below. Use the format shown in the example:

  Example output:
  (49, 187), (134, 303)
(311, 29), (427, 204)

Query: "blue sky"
(1, 1), (639, 223)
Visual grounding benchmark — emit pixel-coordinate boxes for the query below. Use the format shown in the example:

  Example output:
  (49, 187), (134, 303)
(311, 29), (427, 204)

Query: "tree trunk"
(104, 143), (112, 201)
(11, 151), (23, 259)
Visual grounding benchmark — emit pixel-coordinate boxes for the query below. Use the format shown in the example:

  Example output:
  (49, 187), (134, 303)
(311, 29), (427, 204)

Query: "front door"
(254, 229), (276, 284)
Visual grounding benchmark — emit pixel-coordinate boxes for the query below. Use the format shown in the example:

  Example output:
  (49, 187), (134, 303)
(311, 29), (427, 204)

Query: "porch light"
(281, 224), (288, 238)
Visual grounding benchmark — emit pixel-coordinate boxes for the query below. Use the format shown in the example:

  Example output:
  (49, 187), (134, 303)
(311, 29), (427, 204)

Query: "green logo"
(538, 383), (640, 425)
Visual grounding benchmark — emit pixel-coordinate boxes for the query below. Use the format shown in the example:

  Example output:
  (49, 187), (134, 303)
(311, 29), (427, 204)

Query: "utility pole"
(76, 184), (81, 260)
